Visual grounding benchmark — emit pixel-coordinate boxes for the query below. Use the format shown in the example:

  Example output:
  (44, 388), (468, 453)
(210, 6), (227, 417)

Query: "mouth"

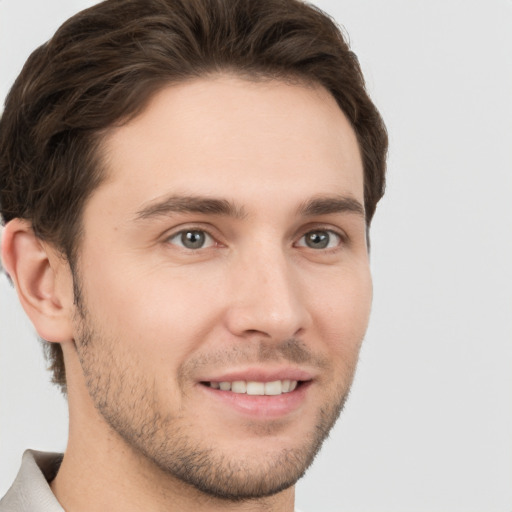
(198, 374), (312, 419)
(201, 379), (301, 396)
(197, 368), (314, 419)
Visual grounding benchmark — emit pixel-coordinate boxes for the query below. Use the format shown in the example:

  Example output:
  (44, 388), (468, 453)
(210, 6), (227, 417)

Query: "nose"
(224, 248), (311, 341)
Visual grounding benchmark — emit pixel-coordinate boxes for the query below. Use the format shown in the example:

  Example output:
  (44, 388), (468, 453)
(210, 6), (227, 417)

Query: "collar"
(0, 450), (64, 512)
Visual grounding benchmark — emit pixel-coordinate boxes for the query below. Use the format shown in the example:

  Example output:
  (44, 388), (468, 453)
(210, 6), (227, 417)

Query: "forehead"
(92, 75), (364, 218)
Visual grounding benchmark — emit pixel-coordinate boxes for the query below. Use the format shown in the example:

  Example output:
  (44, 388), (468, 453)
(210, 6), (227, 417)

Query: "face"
(71, 76), (372, 499)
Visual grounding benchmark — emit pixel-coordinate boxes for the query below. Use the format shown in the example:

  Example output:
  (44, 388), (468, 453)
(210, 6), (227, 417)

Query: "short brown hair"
(0, 0), (387, 392)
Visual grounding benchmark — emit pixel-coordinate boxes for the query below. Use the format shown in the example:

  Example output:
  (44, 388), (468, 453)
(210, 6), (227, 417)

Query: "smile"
(198, 375), (312, 418)
(205, 380), (299, 395)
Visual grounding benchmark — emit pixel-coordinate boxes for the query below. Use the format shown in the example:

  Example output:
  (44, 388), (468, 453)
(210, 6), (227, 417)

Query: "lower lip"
(199, 382), (311, 419)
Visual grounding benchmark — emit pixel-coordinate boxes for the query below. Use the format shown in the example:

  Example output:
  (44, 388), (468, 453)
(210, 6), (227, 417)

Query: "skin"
(2, 75), (372, 512)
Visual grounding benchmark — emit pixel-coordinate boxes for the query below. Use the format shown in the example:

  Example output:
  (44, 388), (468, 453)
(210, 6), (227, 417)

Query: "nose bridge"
(226, 241), (309, 339)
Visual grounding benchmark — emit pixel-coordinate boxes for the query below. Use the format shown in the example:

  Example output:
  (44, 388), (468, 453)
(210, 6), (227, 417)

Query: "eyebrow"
(134, 195), (247, 221)
(134, 193), (365, 222)
(297, 195), (365, 219)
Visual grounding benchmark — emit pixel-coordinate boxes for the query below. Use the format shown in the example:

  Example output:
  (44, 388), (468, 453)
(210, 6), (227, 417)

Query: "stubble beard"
(73, 299), (354, 502)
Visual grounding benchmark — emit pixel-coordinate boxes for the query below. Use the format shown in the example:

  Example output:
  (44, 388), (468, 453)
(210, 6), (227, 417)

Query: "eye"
(297, 229), (342, 250)
(167, 229), (215, 250)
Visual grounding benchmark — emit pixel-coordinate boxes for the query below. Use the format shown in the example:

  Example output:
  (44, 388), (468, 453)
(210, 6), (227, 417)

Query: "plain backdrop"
(1, 1), (511, 511)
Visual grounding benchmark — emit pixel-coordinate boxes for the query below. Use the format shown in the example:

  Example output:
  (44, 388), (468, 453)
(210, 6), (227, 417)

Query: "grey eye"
(298, 230), (341, 250)
(168, 230), (214, 249)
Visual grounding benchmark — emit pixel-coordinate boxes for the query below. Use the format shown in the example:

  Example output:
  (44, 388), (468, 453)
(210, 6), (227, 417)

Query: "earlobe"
(1, 219), (74, 343)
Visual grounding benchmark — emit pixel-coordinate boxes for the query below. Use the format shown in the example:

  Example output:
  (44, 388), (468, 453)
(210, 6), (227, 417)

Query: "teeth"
(264, 380), (283, 396)
(247, 381), (265, 395)
(208, 380), (299, 395)
(231, 381), (247, 393)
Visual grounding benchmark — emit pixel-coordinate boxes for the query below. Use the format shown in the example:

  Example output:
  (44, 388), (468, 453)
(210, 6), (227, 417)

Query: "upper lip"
(198, 367), (315, 383)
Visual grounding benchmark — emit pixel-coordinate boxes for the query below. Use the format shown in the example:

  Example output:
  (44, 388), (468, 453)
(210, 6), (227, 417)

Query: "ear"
(1, 219), (74, 343)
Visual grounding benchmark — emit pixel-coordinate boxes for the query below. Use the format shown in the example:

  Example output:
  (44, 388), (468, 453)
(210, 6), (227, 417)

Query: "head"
(0, 0), (387, 502)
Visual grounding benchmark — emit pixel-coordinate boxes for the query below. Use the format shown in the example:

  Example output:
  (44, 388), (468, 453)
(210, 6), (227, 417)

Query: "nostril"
(245, 329), (270, 337)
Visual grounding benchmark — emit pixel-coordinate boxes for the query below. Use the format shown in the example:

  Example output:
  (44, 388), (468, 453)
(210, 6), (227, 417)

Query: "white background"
(1, 1), (511, 511)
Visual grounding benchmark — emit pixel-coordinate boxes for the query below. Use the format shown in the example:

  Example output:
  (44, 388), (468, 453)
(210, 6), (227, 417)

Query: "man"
(0, 0), (387, 510)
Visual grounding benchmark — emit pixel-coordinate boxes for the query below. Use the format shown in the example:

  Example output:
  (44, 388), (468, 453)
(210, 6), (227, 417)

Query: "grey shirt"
(0, 450), (64, 511)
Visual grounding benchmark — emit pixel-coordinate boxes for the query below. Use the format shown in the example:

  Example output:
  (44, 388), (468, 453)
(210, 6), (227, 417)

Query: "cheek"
(311, 265), (372, 357)
(79, 255), (223, 361)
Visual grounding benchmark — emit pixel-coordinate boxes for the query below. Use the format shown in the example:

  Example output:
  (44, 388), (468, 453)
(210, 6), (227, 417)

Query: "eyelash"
(295, 229), (345, 251)
(165, 227), (218, 250)
(164, 225), (347, 252)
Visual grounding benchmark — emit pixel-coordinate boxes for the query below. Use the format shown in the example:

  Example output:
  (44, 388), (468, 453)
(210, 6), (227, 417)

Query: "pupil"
(307, 231), (329, 249)
(182, 231), (205, 249)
